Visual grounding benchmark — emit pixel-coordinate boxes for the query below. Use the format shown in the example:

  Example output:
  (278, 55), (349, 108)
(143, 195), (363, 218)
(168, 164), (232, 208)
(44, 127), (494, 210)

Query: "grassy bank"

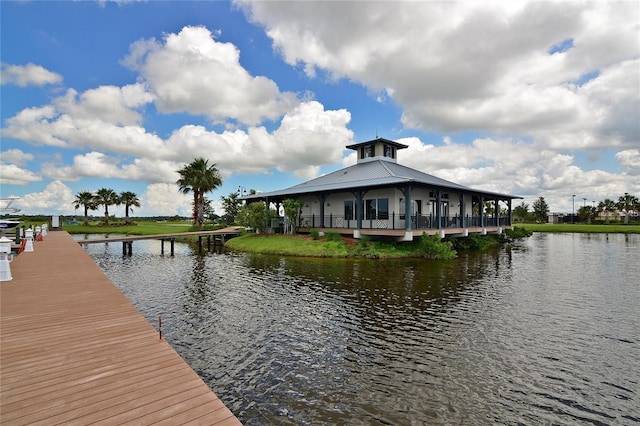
(225, 233), (427, 258)
(520, 223), (640, 233)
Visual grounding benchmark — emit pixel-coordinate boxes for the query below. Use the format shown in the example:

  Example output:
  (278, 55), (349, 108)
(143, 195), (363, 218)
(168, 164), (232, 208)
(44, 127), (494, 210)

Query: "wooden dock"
(76, 227), (243, 256)
(1, 231), (242, 425)
(75, 227), (243, 245)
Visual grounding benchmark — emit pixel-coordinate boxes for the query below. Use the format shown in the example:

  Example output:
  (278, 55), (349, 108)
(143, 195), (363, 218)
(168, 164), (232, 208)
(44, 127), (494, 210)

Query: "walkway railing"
(299, 213), (512, 230)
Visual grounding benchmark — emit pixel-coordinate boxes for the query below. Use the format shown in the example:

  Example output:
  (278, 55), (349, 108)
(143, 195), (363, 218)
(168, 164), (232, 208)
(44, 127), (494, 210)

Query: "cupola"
(345, 138), (408, 164)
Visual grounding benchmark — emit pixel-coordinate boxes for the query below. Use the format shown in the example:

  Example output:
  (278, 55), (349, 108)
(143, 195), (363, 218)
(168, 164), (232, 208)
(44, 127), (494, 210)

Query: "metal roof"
(242, 159), (521, 201)
(345, 137), (409, 151)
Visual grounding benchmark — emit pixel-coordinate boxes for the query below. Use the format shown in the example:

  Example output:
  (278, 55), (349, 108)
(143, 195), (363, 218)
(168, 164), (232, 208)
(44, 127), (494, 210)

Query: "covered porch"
(295, 210), (512, 241)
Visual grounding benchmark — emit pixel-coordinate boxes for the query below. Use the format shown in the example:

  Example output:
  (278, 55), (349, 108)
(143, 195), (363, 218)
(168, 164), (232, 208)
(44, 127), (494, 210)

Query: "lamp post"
(265, 195), (269, 238)
(237, 186), (247, 204)
(572, 194), (576, 224)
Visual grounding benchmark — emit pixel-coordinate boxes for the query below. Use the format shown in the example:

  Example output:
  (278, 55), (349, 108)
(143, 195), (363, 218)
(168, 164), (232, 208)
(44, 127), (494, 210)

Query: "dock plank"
(1, 231), (241, 425)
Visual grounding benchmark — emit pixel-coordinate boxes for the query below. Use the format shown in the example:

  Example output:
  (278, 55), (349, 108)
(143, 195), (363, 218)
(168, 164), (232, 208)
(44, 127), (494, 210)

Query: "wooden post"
(170, 238), (175, 257)
(207, 235), (211, 252)
(161, 239), (165, 255)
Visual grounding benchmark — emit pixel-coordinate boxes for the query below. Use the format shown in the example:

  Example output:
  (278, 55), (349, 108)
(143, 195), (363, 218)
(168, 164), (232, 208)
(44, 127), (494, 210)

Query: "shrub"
(505, 226), (533, 239)
(325, 232), (342, 242)
(454, 234), (494, 250)
(418, 234), (457, 259)
(358, 236), (370, 248)
(310, 229), (320, 240)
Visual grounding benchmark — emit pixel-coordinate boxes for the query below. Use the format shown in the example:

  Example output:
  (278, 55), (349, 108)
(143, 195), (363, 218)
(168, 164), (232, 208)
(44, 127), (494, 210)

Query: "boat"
(1, 197), (21, 232)
(0, 220), (20, 230)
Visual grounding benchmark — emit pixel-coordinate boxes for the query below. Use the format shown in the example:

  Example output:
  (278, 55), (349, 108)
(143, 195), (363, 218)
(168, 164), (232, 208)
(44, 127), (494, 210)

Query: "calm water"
(82, 233), (640, 425)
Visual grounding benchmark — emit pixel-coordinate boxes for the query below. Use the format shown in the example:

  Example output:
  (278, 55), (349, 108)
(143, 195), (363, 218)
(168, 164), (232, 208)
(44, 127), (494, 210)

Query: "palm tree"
(617, 193), (639, 225)
(598, 199), (617, 224)
(119, 191), (141, 225)
(95, 187), (119, 226)
(177, 158), (222, 228)
(72, 191), (97, 225)
(513, 201), (530, 223)
(177, 162), (199, 225)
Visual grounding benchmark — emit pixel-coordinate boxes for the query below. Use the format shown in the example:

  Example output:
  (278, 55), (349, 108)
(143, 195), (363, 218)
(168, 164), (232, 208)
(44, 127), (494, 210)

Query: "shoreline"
(519, 223), (640, 233)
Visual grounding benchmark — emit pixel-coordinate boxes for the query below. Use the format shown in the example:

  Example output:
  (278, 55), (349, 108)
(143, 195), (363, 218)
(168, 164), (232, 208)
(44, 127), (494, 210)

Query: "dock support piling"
(161, 238), (175, 256)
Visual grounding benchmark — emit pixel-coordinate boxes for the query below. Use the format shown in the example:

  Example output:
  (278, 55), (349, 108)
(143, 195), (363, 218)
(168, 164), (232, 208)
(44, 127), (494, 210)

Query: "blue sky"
(1, 1), (638, 217)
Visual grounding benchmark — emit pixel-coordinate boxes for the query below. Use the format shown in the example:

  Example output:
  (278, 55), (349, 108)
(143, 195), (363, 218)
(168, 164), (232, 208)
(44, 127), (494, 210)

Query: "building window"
(431, 200), (449, 216)
(361, 145), (373, 158)
(384, 145), (395, 159)
(344, 200), (355, 220)
(366, 198), (389, 220)
(400, 199), (421, 219)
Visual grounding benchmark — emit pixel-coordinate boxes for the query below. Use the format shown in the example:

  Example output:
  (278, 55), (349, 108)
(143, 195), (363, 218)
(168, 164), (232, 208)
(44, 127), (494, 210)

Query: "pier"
(0, 231), (242, 425)
(76, 227), (243, 256)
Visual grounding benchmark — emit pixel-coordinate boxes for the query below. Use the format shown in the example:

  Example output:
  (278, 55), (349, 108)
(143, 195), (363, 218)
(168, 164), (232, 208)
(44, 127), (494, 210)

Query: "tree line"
(73, 188), (140, 226)
(513, 193), (640, 224)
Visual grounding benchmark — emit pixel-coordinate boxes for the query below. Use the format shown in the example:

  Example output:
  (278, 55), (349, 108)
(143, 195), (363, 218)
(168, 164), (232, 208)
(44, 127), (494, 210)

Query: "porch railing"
(298, 213), (512, 230)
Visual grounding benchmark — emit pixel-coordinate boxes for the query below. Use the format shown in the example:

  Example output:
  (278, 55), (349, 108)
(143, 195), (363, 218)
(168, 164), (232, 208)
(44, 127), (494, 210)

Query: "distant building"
(242, 138), (522, 240)
(547, 213), (564, 224)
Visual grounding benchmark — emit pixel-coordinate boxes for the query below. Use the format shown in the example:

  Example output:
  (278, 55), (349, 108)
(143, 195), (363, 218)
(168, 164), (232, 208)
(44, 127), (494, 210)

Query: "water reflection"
(82, 233), (640, 425)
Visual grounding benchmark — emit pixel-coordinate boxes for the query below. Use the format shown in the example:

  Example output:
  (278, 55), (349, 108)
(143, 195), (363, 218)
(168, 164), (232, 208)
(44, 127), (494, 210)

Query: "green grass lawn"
(61, 220), (196, 235)
(226, 234), (353, 257)
(520, 223), (640, 233)
(225, 233), (428, 258)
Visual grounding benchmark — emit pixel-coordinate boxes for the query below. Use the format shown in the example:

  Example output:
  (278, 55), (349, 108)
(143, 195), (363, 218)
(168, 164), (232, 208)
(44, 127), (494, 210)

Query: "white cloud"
(18, 180), (76, 215)
(1, 149), (34, 166)
(273, 101), (353, 178)
(397, 136), (639, 213)
(165, 100), (353, 179)
(4, 93), (353, 183)
(240, 1), (639, 150)
(2, 92), (165, 157)
(139, 183), (192, 216)
(123, 25), (298, 125)
(41, 151), (184, 183)
(54, 84), (153, 126)
(0, 163), (42, 186)
(0, 63), (63, 87)
(616, 149), (640, 176)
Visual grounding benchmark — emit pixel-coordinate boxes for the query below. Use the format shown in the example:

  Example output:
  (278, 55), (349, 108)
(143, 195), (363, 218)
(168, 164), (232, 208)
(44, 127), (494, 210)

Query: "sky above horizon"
(1, 1), (639, 217)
